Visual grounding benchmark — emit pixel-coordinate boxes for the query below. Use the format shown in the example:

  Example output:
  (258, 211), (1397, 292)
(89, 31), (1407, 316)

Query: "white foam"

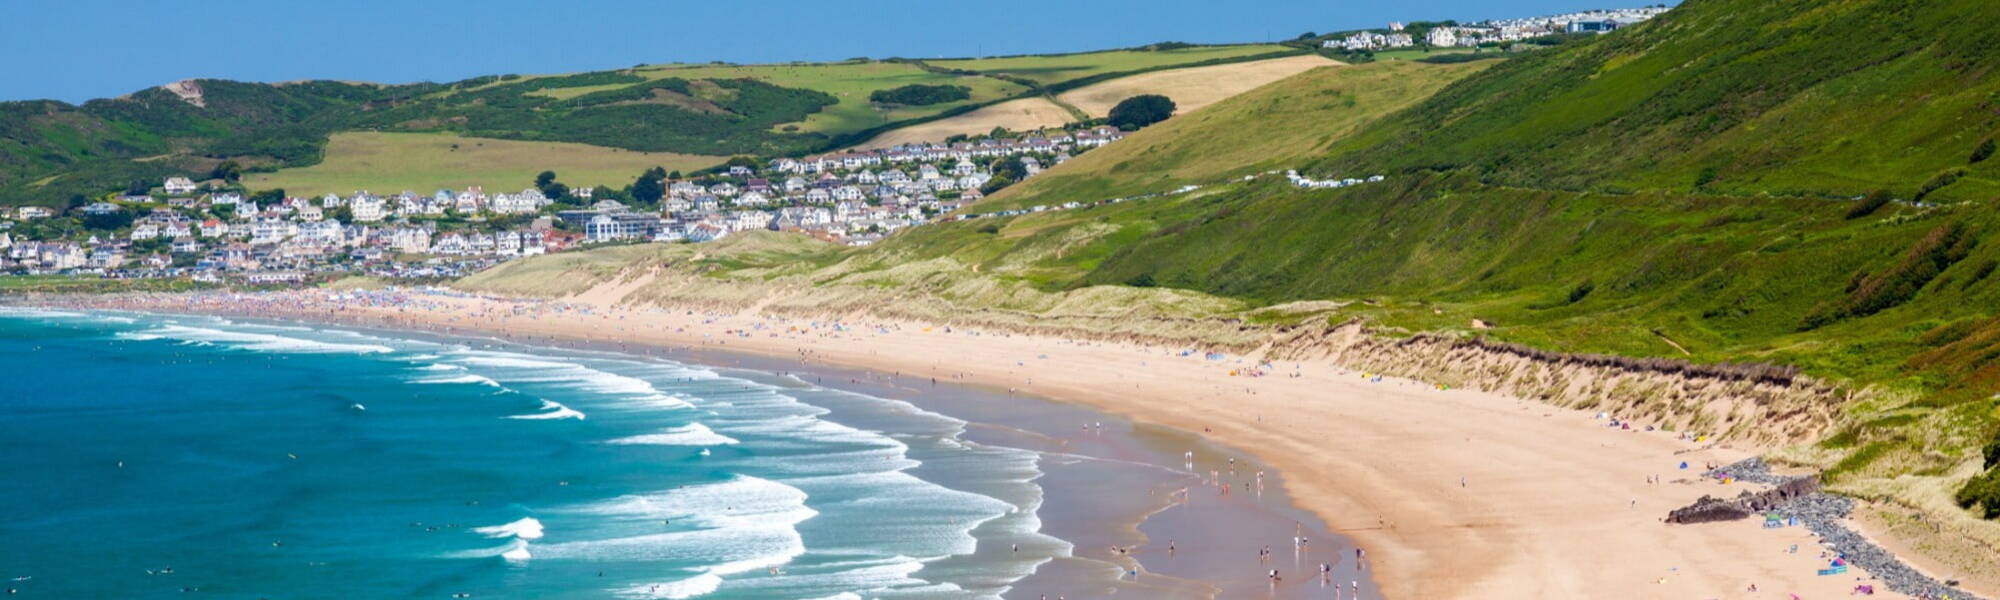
(0, 307), (86, 319)
(615, 573), (721, 599)
(450, 538), (532, 561)
(539, 477), (814, 576)
(606, 423), (740, 446)
(123, 325), (395, 355)
(501, 542), (532, 563)
(418, 363), (466, 372)
(448, 350), (692, 409)
(114, 331), (163, 341)
(417, 373), (502, 387)
(510, 400), (586, 420)
(474, 517), (545, 541)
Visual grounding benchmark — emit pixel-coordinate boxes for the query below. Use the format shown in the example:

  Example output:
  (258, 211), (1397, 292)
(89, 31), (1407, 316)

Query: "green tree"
(211, 160), (243, 183)
(250, 188), (286, 203)
(83, 211), (133, 231)
(1108, 95), (1176, 130)
(979, 174), (1016, 195)
(125, 179), (152, 196)
(631, 175), (664, 205)
(535, 170), (568, 200)
(990, 155), (1028, 181)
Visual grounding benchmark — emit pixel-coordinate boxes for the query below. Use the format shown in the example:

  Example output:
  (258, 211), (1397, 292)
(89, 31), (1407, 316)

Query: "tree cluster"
(1108, 95), (1176, 130)
(868, 84), (971, 106)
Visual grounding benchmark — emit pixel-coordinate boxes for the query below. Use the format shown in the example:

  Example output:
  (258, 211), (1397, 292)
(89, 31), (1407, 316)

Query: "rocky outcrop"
(1666, 475), (1820, 524)
(162, 79), (206, 107)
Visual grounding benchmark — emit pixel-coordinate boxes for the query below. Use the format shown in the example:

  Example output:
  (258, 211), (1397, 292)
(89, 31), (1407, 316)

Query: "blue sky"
(1, 0), (1657, 103)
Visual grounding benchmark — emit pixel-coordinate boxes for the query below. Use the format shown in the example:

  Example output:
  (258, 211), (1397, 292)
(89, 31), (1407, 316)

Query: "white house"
(1427, 27), (1458, 47)
(163, 177), (197, 196)
(350, 195), (387, 222)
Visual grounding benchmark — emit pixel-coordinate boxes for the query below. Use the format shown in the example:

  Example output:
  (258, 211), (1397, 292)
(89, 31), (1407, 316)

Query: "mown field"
(1055, 54), (1339, 118)
(927, 44), (1298, 86)
(856, 98), (1075, 149)
(620, 61), (1032, 134)
(243, 132), (723, 196)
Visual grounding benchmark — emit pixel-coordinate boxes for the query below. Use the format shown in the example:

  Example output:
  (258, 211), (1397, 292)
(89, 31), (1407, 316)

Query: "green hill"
(818, 0), (2000, 537)
(1308, 0), (2000, 199)
(1, 45), (1300, 207)
(449, 0), (2000, 563)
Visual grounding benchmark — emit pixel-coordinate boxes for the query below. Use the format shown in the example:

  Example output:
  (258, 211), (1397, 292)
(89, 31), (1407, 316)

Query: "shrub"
(1973, 138), (1996, 164)
(1802, 221), (1975, 328)
(1964, 259), (1997, 290)
(1845, 189), (1893, 219)
(1127, 273), (1158, 287)
(1694, 166), (1718, 188)
(977, 223), (1001, 234)
(1986, 435), (2000, 470)
(1958, 465), (2000, 519)
(1567, 279), (1596, 304)
(868, 84), (971, 106)
(1913, 168), (1967, 202)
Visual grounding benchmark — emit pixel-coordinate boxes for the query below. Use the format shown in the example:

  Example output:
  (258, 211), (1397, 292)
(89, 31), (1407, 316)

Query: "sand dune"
(1059, 54), (1340, 118)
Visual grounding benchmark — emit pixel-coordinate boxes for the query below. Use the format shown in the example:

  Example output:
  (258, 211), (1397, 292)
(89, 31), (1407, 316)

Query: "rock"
(1690, 458), (1990, 600)
(1666, 494), (1755, 523)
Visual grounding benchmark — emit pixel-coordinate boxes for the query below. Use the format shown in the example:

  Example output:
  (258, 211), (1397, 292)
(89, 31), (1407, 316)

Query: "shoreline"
(43, 288), (1932, 599)
(46, 306), (1370, 599)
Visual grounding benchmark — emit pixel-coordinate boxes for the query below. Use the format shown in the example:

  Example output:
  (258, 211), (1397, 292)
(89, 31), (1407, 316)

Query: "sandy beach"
(64, 287), (1916, 599)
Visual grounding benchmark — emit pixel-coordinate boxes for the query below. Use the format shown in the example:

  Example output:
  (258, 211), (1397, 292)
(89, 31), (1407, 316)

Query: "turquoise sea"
(0, 308), (1072, 599)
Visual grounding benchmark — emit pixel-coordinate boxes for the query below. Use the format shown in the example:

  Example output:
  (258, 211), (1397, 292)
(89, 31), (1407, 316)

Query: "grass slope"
(242, 132), (723, 196)
(903, 0), (2000, 538)
(980, 59), (1489, 210)
(1310, 0), (2000, 199)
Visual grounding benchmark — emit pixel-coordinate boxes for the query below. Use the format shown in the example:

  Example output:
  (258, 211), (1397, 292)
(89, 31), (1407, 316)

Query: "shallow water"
(0, 307), (1370, 599)
(0, 309), (1065, 599)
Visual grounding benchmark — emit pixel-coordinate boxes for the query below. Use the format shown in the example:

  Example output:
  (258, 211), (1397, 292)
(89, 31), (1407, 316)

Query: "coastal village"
(0, 4), (1676, 286)
(0, 126), (1125, 282)
(1321, 6), (1671, 51)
